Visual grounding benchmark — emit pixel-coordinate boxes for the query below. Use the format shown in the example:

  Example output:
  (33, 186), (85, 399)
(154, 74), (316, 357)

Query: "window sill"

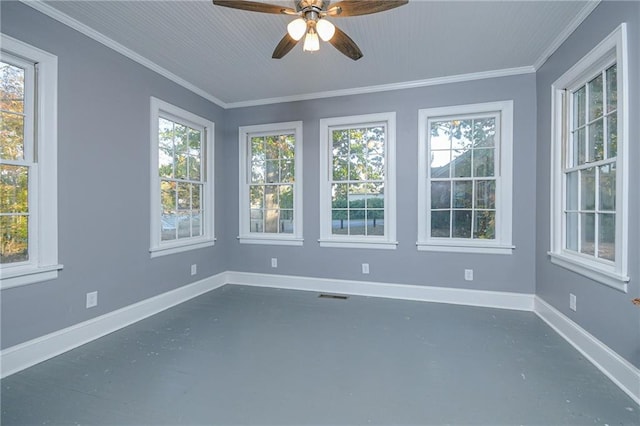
(150, 239), (216, 258)
(417, 241), (514, 255)
(318, 239), (398, 250)
(238, 236), (303, 246)
(548, 251), (629, 292)
(1, 264), (64, 290)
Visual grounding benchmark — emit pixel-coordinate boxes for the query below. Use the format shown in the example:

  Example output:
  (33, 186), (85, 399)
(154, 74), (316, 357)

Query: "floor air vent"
(318, 293), (349, 300)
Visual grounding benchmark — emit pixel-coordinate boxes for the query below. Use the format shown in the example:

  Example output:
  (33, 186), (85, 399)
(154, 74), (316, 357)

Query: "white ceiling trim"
(20, 0), (229, 108)
(225, 66), (536, 109)
(532, 0), (601, 70)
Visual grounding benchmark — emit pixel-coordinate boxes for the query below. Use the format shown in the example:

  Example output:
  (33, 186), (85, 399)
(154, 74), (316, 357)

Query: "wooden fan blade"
(327, 0), (408, 17)
(328, 26), (363, 60)
(212, 0), (296, 15)
(272, 34), (300, 58)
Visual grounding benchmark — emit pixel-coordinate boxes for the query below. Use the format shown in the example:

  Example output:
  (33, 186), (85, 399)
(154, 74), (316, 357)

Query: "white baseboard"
(534, 296), (640, 405)
(0, 272), (227, 379)
(225, 271), (535, 311)
(3, 270), (637, 408)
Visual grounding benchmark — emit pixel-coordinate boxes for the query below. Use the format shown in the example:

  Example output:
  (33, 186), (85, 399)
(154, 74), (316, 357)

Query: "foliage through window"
(549, 24), (628, 290)
(150, 98), (215, 257)
(319, 113), (396, 249)
(418, 102), (513, 254)
(239, 122), (302, 244)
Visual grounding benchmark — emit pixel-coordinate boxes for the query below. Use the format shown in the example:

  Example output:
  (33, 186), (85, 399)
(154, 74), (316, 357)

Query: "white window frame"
(1, 35), (61, 290)
(149, 97), (215, 257)
(549, 24), (629, 291)
(238, 121), (303, 245)
(319, 112), (397, 250)
(417, 101), (514, 254)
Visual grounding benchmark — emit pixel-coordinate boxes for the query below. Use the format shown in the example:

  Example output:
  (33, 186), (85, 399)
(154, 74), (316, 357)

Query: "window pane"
(331, 183), (348, 208)
(161, 211), (177, 241)
(566, 171), (578, 211)
(473, 148), (494, 177)
(265, 135), (279, 160)
(332, 209), (348, 234)
(475, 180), (495, 209)
(177, 212), (191, 238)
(160, 180), (176, 211)
(265, 160), (279, 183)
(251, 137), (265, 162)
(264, 209), (279, 233)
(580, 167), (595, 210)
(1, 112), (25, 161)
(452, 147), (471, 178)
(348, 209), (365, 235)
(332, 129), (349, 157)
(367, 209), (384, 235)
(472, 118), (496, 147)
(250, 209), (263, 233)
(174, 153), (187, 179)
(431, 181), (451, 209)
(588, 73), (603, 121)
(349, 145), (367, 180)
(566, 212), (578, 251)
(250, 185), (264, 209)
(607, 113), (617, 158)
(430, 211), (450, 237)
(265, 185), (278, 209)
(187, 128), (201, 156)
(430, 150), (451, 178)
(606, 64), (617, 113)
(588, 119), (604, 162)
(0, 214), (28, 264)
(573, 86), (586, 128)
(192, 184), (202, 210)
(598, 164), (616, 211)
(251, 160), (265, 184)
(0, 62), (24, 113)
(453, 181), (472, 208)
(333, 155), (349, 181)
(452, 210), (472, 238)
(280, 160), (295, 183)
(574, 128), (585, 166)
(366, 137), (385, 180)
(279, 209), (293, 234)
(598, 213), (615, 261)
(451, 120), (472, 150)
(279, 185), (293, 209)
(474, 211), (495, 239)
(174, 124), (188, 154)
(187, 155), (200, 180)
(0, 164), (29, 213)
(281, 135), (295, 159)
(177, 183), (190, 209)
(430, 122), (451, 150)
(580, 213), (595, 255)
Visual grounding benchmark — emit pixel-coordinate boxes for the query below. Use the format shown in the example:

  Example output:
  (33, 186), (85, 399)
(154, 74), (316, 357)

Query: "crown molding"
(19, 0), (229, 109)
(533, 0), (601, 70)
(225, 66), (535, 109)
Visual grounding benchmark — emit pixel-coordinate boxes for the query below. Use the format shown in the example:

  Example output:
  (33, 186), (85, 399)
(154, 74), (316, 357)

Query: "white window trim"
(549, 24), (629, 292)
(319, 112), (397, 250)
(149, 97), (215, 258)
(416, 101), (514, 255)
(1, 35), (61, 290)
(238, 121), (303, 246)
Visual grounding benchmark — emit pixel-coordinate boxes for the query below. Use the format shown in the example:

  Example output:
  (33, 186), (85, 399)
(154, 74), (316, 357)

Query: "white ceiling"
(32, 0), (598, 107)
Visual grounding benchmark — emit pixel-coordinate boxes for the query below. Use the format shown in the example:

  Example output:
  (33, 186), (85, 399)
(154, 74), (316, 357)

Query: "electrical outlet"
(362, 263), (369, 274)
(191, 264), (197, 276)
(271, 258), (278, 268)
(569, 293), (577, 311)
(86, 291), (98, 309)
(464, 269), (473, 281)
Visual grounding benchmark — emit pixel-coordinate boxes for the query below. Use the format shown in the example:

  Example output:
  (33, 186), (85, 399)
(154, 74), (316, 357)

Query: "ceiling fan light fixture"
(303, 28), (320, 52)
(316, 18), (335, 41)
(287, 17), (307, 41)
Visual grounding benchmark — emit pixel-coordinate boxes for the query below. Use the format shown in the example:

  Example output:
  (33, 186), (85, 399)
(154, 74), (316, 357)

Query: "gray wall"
(223, 76), (538, 293)
(0, 2), (228, 349)
(535, 1), (640, 369)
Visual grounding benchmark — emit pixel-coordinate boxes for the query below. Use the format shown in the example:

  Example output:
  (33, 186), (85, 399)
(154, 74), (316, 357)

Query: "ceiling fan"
(212, 0), (408, 60)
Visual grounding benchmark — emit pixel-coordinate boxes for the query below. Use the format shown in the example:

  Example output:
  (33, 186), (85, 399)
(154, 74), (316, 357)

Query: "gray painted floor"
(1, 284), (639, 425)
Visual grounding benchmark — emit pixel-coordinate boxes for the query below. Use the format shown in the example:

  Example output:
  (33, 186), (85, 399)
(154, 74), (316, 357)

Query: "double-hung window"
(238, 121), (303, 245)
(549, 24), (629, 291)
(1, 35), (59, 289)
(417, 101), (514, 254)
(319, 112), (397, 249)
(150, 97), (215, 257)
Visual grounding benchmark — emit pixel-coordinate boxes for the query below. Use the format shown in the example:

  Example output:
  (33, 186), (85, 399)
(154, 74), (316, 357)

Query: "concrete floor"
(2, 284), (639, 425)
